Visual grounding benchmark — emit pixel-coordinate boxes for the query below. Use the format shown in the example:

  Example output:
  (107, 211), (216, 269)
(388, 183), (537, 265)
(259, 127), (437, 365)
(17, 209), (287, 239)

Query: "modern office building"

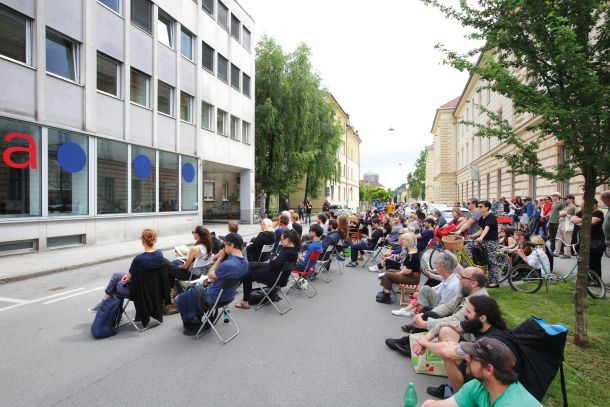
(0, 0), (255, 254)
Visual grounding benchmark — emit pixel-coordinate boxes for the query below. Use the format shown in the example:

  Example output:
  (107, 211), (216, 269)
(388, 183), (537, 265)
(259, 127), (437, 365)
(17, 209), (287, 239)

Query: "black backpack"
(471, 242), (489, 266)
(510, 317), (568, 406)
(91, 296), (123, 339)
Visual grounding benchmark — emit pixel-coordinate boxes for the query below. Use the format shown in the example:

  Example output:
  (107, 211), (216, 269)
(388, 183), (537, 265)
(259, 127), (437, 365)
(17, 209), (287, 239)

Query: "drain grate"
(48, 286), (66, 292)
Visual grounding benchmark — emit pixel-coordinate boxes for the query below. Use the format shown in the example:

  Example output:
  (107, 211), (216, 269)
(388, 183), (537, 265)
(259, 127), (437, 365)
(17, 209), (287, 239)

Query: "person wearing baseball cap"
(421, 338), (541, 406)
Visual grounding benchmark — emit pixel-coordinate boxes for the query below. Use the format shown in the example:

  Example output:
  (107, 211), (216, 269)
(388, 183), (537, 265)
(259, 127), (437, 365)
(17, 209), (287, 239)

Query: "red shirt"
(542, 202), (552, 217)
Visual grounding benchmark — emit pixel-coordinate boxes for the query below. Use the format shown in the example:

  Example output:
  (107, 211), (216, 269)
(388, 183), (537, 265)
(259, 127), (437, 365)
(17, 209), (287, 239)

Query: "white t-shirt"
(528, 248), (551, 275)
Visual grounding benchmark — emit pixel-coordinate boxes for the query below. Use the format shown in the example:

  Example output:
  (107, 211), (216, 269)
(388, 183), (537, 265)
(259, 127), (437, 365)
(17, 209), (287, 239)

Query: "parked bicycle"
(508, 239), (606, 299)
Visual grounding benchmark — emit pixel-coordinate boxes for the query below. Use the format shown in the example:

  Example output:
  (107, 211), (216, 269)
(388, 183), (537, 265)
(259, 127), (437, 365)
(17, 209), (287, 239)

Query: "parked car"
(328, 204), (352, 217)
(440, 207), (470, 224)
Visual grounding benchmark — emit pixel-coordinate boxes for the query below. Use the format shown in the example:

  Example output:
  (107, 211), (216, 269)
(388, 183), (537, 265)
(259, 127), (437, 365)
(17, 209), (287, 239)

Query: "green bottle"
(404, 382), (417, 407)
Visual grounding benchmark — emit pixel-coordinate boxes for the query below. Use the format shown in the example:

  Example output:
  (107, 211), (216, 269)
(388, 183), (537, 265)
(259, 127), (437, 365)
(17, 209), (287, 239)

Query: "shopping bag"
(409, 332), (448, 377)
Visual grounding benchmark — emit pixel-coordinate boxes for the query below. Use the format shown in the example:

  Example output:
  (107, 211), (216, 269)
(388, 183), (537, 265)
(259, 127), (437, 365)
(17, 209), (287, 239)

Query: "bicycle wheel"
(495, 252), (512, 283)
(508, 265), (543, 293)
(605, 243), (610, 258)
(586, 270), (606, 299)
(420, 247), (435, 270)
(429, 247), (444, 270)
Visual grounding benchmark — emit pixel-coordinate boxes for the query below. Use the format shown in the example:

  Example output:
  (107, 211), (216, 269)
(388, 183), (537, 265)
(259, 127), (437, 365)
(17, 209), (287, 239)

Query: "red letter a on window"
(3, 133), (38, 169)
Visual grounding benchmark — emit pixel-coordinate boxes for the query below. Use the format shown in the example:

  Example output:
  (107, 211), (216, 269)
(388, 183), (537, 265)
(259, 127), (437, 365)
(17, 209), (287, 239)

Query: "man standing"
(470, 200), (500, 287)
(421, 338), (541, 406)
(322, 199), (330, 212)
(554, 194), (576, 258)
(547, 192), (563, 252)
(600, 191), (610, 242)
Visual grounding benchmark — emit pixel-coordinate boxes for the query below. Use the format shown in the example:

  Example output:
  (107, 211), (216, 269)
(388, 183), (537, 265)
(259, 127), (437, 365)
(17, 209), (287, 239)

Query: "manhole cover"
(48, 286), (66, 292)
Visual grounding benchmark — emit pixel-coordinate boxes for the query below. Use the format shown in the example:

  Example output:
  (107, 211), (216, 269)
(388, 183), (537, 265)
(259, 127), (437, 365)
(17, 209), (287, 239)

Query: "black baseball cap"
(460, 338), (516, 374)
(220, 233), (243, 248)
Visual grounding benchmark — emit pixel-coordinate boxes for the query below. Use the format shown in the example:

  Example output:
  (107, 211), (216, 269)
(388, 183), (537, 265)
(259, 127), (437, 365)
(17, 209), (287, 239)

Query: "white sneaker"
(368, 266), (379, 272)
(391, 308), (414, 317)
(377, 272), (385, 279)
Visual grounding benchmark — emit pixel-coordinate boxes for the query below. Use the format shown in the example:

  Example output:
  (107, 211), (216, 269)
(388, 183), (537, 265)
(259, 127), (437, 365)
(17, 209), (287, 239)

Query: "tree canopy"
(407, 149), (427, 200)
(360, 183), (393, 203)
(255, 37), (343, 206)
(422, 0), (610, 346)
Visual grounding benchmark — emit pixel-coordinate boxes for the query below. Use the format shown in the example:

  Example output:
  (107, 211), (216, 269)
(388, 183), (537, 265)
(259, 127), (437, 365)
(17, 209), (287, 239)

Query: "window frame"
(242, 73), (251, 97)
(217, 1), (229, 31)
(216, 108), (227, 136)
(230, 115), (239, 141)
(0, 3), (33, 66)
(97, 0), (121, 14)
(217, 53), (228, 83)
(202, 0), (214, 16)
(130, 68), (150, 108)
(180, 91), (194, 123)
(230, 13), (240, 41)
(201, 101), (214, 131)
(242, 26), (251, 51)
(241, 121), (250, 144)
(201, 41), (215, 73)
(45, 28), (80, 83)
(203, 180), (215, 201)
(230, 64), (240, 90)
(157, 10), (175, 49)
(180, 26), (194, 61)
(157, 80), (174, 117)
(96, 52), (121, 97)
(130, 0), (153, 34)
(222, 182), (229, 201)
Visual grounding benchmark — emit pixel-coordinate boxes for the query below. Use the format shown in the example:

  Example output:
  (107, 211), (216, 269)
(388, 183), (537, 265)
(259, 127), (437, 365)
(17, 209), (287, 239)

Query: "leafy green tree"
(407, 149), (427, 200)
(422, 0), (610, 346)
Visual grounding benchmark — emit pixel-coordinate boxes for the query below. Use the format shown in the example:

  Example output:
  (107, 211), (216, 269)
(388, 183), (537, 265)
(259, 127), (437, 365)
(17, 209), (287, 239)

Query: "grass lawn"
(490, 283), (610, 407)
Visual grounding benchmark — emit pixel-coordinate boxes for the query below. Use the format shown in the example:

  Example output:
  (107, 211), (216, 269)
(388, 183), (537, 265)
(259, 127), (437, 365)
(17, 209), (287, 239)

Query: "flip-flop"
(235, 302), (251, 309)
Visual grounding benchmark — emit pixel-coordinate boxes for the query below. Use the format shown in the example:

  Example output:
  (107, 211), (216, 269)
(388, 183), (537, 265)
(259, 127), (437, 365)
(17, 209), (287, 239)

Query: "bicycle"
(508, 239), (606, 299)
(605, 241), (610, 259)
(422, 236), (512, 283)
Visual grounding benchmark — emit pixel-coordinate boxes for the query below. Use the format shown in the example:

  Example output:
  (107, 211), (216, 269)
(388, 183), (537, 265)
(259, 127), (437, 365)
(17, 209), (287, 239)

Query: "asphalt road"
(0, 252), (443, 407)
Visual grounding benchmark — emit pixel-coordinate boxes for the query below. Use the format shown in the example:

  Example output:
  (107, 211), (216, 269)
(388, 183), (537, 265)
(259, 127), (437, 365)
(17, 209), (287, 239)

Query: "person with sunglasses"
(455, 198), (482, 238)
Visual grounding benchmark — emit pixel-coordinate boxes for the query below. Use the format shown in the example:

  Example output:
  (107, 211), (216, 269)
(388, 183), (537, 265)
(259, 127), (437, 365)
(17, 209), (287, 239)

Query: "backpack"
(91, 296), (123, 339)
(470, 242), (489, 266)
(509, 317), (568, 406)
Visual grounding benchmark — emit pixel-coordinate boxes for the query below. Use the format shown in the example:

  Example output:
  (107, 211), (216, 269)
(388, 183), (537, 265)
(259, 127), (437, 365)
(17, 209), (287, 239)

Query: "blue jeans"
(351, 241), (372, 262)
(105, 272), (130, 297)
(305, 212), (311, 224)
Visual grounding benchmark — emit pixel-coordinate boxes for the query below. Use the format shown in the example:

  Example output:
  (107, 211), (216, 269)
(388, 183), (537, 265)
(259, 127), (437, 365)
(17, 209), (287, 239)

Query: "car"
(328, 204), (352, 217)
(440, 207), (471, 224)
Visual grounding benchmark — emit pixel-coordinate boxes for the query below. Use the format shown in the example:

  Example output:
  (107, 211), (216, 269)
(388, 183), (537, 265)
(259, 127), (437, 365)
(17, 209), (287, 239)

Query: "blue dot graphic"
(182, 162), (195, 183)
(133, 155), (152, 179)
(57, 142), (87, 173)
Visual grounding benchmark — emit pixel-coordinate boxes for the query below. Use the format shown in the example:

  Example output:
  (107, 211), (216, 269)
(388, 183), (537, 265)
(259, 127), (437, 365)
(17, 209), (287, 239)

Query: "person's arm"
(423, 269), (443, 281)
(475, 226), (490, 242)
(207, 254), (225, 282)
(414, 337), (466, 362)
(180, 246), (200, 269)
(456, 218), (475, 234)
(421, 398), (459, 407)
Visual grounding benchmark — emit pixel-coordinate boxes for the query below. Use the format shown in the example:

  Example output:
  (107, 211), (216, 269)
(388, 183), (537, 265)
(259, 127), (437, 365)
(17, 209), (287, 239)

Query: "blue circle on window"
(133, 155), (152, 179)
(182, 162), (195, 183)
(57, 142), (87, 173)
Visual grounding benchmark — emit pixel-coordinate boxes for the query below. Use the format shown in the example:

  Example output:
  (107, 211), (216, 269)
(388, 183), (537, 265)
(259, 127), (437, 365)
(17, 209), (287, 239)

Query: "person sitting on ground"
(415, 296), (522, 400)
(235, 230), (300, 309)
(89, 229), (166, 312)
(420, 338), (539, 406)
(271, 213), (290, 253)
(347, 218), (384, 267)
(384, 267), (488, 356)
(295, 224), (323, 271)
(508, 230), (530, 266)
(377, 232), (421, 304)
(246, 218), (276, 261)
(516, 235), (551, 276)
(177, 233), (249, 335)
(498, 226), (517, 251)
(417, 218), (436, 252)
(391, 251), (460, 317)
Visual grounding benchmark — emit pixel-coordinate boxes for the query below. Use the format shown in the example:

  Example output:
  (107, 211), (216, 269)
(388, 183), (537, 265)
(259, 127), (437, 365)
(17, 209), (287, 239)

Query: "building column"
(239, 168), (254, 224)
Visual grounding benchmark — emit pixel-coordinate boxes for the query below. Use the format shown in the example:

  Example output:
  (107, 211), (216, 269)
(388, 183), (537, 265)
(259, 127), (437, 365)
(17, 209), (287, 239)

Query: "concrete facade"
(424, 144), (435, 202)
(0, 0), (255, 255)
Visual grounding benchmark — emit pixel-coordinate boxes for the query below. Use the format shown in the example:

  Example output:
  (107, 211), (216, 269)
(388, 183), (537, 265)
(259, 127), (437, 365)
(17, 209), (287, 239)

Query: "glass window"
(159, 151), (178, 212)
(46, 29), (79, 82)
(217, 53), (228, 82)
(180, 27), (193, 60)
(131, 145), (156, 212)
(230, 64), (240, 90)
(242, 26), (251, 51)
(98, 0), (120, 13)
(216, 109), (227, 136)
(202, 41), (214, 72)
(230, 115), (239, 140)
(180, 91), (193, 123)
(97, 139), (127, 214)
(217, 1), (228, 30)
(242, 73), (250, 97)
(181, 155), (198, 211)
(201, 101), (213, 130)
(222, 182), (229, 201)
(0, 118), (41, 217)
(242, 121), (250, 144)
(97, 53), (120, 97)
(157, 80), (173, 116)
(157, 11), (174, 48)
(0, 4), (31, 64)
(203, 181), (214, 201)
(130, 68), (149, 107)
(47, 129), (88, 216)
(131, 0), (152, 34)
(231, 14), (240, 40)
(202, 0), (214, 16)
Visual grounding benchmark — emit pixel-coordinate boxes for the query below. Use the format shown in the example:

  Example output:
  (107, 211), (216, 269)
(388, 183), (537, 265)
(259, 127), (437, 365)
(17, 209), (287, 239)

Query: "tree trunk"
(573, 170), (596, 347)
(304, 170), (310, 203)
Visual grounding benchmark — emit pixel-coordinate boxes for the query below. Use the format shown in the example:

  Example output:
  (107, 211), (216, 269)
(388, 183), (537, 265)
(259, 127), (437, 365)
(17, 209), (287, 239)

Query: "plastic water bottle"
(404, 382), (417, 407)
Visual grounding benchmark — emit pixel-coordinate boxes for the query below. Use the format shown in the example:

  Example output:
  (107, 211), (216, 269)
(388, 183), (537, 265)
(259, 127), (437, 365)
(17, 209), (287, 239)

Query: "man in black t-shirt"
(571, 198), (605, 275)
(347, 218), (383, 267)
(413, 296), (521, 400)
(469, 200), (501, 287)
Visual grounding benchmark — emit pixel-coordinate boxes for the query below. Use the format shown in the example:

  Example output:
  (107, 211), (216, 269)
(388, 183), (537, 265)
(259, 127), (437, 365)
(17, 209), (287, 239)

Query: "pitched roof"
(439, 96), (461, 109)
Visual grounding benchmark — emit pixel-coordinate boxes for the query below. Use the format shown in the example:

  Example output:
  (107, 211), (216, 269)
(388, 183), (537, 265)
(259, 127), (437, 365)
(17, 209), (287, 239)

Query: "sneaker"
(426, 384), (452, 399)
(368, 266), (378, 272)
(88, 301), (103, 313)
(394, 342), (412, 357)
(552, 253), (559, 257)
(378, 272), (386, 279)
(346, 262), (358, 267)
(392, 308), (414, 317)
(384, 336), (410, 351)
(376, 293), (392, 304)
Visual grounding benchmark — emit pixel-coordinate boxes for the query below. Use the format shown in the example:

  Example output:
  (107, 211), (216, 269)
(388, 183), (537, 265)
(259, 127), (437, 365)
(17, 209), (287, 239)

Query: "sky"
(239, 0), (477, 190)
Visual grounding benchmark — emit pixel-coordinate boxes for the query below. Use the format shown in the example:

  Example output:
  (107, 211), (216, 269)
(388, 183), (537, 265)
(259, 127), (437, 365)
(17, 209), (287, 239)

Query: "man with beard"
(413, 296), (521, 400)
(384, 267), (487, 355)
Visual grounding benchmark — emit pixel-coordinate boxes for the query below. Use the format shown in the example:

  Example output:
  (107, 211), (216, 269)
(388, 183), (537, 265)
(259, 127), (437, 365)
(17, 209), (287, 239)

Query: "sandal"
(235, 302), (251, 309)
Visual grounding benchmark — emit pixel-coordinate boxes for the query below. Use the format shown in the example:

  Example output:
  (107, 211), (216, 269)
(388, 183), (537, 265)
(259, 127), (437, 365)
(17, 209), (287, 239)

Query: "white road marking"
(0, 304), (26, 312)
(29, 288), (85, 303)
(0, 297), (31, 304)
(42, 287), (104, 305)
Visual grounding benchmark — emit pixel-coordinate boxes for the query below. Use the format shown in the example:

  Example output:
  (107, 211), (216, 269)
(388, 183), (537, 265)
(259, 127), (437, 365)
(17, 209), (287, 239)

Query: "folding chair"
(257, 244), (275, 262)
(195, 278), (241, 344)
(115, 266), (166, 332)
(315, 245), (335, 283)
(177, 255), (212, 291)
(335, 240), (347, 275)
(255, 262), (295, 315)
(287, 251), (321, 298)
(361, 237), (386, 269)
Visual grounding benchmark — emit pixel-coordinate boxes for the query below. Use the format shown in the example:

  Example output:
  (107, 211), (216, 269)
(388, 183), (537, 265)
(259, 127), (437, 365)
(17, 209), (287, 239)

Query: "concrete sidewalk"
(0, 222), (261, 284)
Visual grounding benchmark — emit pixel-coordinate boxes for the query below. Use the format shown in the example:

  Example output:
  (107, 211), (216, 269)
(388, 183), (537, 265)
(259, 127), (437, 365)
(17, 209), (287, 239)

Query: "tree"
(422, 0), (610, 346)
(407, 149), (427, 200)
(255, 38), (342, 208)
(359, 183), (392, 203)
